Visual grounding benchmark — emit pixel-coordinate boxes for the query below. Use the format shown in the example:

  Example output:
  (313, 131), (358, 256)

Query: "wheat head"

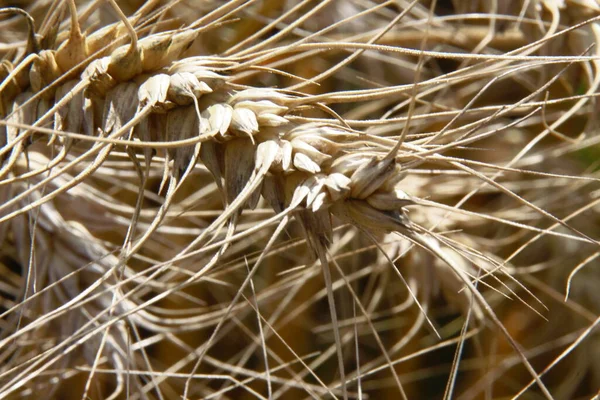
(0, 1), (599, 399)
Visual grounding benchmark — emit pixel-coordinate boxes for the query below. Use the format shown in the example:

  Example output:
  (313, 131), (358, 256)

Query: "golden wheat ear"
(1, 1), (600, 399)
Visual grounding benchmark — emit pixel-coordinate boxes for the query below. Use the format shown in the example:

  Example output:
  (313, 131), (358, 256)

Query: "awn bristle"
(0, 1), (599, 399)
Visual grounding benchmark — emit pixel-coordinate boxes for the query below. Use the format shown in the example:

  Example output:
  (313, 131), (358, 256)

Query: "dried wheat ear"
(2, 1), (599, 399)
(0, 5), (421, 247)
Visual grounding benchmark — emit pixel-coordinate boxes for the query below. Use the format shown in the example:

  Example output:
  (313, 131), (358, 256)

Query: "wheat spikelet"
(1, 1), (599, 399)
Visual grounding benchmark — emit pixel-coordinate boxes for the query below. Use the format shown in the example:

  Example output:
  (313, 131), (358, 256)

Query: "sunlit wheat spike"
(1, 1), (599, 399)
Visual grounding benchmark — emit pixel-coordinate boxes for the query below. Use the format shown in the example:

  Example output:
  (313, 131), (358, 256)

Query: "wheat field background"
(0, 0), (599, 399)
